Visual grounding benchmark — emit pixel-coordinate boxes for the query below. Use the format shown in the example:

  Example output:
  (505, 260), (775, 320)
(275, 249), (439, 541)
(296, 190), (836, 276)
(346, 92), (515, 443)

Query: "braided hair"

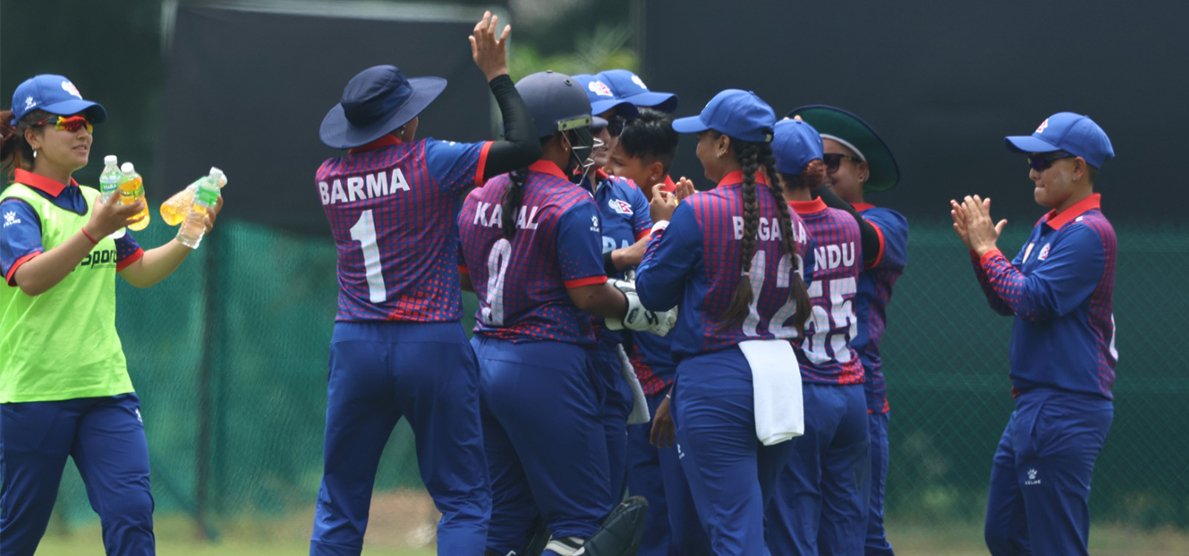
(720, 138), (812, 332)
(500, 167), (528, 240)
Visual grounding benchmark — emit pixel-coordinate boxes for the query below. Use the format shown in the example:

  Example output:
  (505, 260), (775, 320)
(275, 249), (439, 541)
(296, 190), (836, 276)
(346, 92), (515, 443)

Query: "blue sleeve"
(864, 208), (908, 271)
(425, 138), (492, 194)
(556, 200), (608, 286)
(981, 225), (1105, 320)
(0, 199), (43, 285)
(798, 221), (816, 292)
(637, 202), (701, 311)
(627, 182), (652, 238)
(114, 229), (143, 265)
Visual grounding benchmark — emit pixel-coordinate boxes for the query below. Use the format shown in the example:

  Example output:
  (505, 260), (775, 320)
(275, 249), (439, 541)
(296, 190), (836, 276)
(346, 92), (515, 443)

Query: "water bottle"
(118, 162), (151, 231)
(99, 155), (121, 202)
(176, 170), (222, 249)
(160, 167), (229, 226)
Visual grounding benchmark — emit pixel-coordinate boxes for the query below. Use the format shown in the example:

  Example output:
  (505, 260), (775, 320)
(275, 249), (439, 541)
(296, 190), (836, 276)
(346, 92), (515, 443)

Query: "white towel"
(739, 339), (803, 445)
(616, 345), (651, 425)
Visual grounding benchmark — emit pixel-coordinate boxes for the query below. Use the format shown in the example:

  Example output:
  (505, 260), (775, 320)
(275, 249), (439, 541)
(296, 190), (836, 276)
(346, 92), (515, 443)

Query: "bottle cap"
(104, 155), (118, 166)
(120, 162), (136, 173)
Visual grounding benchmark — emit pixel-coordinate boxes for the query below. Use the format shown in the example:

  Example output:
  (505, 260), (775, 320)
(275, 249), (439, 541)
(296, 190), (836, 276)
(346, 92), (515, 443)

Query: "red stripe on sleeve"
(635, 229), (651, 241)
(6, 250), (42, 286)
(116, 248), (145, 271)
(474, 141), (494, 187)
(564, 275), (608, 288)
(866, 220), (886, 269)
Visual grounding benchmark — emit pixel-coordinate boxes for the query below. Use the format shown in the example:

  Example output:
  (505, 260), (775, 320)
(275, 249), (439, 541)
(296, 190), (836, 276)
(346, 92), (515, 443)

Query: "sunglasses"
(1026, 151), (1077, 171)
(822, 152), (863, 174)
(35, 115), (93, 134)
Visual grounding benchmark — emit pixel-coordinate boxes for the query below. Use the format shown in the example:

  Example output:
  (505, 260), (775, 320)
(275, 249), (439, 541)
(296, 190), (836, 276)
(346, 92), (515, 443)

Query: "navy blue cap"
(572, 74), (638, 118)
(672, 89), (774, 143)
(516, 71), (592, 139)
(320, 65), (446, 149)
(597, 69), (678, 113)
(1005, 112), (1115, 169)
(10, 74), (107, 125)
(772, 119), (824, 175)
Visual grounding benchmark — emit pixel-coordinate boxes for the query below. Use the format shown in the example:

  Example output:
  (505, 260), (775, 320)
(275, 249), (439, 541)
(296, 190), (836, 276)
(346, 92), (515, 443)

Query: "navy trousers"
(767, 383), (870, 556)
(0, 393), (154, 556)
(984, 390), (1113, 556)
(865, 410), (894, 556)
(311, 322), (489, 556)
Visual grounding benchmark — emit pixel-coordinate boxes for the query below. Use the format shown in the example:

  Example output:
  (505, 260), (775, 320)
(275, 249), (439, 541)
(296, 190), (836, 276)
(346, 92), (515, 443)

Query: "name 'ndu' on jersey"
(458, 160), (607, 345)
(316, 136), (490, 322)
(637, 172), (811, 358)
(791, 198), (865, 385)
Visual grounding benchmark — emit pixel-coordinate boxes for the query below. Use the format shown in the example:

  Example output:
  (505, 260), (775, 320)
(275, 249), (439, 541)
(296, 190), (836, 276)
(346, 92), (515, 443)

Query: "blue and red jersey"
(1, 169), (143, 284)
(626, 176), (677, 395)
(791, 198), (865, 386)
(586, 169), (652, 350)
(973, 193), (1117, 400)
(636, 171), (811, 359)
(852, 204), (909, 412)
(458, 160), (607, 345)
(316, 135), (490, 322)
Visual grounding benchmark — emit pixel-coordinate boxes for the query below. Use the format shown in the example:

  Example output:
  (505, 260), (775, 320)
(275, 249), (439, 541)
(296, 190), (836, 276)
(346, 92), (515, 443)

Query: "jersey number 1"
(349, 209), (386, 303)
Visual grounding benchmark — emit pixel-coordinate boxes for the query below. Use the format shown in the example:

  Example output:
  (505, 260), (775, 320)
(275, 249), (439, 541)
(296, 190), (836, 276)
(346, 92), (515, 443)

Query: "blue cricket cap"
(1005, 112), (1115, 169)
(10, 74), (107, 125)
(320, 65), (446, 149)
(571, 74), (637, 118)
(672, 89), (774, 143)
(598, 69), (678, 113)
(772, 119), (824, 175)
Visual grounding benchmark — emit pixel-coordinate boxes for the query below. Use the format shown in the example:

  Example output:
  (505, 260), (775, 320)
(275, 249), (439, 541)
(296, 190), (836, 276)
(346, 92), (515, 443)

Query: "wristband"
(81, 227), (99, 245)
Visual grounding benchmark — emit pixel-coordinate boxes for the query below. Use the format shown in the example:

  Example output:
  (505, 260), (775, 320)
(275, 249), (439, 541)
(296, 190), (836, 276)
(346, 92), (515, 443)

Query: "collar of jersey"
(529, 159), (568, 179)
(789, 196), (828, 214)
(13, 169), (78, 197)
(853, 202), (876, 212)
(1044, 193), (1101, 230)
(348, 134), (402, 154)
(661, 175), (677, 193)
(718, 169), (769, 187)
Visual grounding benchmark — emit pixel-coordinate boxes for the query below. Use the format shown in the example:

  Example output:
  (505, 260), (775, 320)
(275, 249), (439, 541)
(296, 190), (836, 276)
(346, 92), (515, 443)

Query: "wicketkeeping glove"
(605, 279), (678, 337)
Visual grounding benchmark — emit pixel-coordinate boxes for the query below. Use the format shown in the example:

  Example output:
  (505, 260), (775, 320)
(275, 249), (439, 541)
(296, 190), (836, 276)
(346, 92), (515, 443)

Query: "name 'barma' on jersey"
(318, 168), (411, 205)
(471, 201), (541, 230)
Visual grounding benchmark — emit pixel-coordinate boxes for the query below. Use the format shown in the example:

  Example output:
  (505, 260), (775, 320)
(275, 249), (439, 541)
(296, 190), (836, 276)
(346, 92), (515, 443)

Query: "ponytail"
(0, 109), (46, 178)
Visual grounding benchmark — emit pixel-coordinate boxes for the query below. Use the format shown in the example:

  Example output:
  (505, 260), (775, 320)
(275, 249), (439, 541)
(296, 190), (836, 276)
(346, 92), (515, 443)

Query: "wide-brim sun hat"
(787, 104), (900, 192)
(320, 65), (446, 149)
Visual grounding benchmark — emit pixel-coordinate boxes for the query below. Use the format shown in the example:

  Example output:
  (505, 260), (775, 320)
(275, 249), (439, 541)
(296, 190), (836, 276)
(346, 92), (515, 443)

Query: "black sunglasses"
(822, 152), (863, 174)
(1027, 151), (1077, 171)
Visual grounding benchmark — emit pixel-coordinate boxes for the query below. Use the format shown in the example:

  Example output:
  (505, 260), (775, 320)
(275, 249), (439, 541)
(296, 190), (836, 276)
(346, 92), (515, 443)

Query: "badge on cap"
(630, 75), (648, 90)
(1035, 118), (1049, 134)
(60, 80), (83, 99)
(24, 96), (36, 110)
(588, 81), (614, 98)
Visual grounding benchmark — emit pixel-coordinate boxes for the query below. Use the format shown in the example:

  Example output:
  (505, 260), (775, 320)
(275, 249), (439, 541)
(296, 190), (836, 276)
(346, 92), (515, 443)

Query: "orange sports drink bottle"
(118, 162), (151, 231)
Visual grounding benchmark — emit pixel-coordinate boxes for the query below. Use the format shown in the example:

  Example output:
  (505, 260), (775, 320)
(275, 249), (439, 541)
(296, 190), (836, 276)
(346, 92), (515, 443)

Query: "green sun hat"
(786, 105), (900, 192)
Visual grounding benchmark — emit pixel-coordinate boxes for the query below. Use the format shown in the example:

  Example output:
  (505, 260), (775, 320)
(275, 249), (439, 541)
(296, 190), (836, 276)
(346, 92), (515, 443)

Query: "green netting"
(48, 219), (1189, 533)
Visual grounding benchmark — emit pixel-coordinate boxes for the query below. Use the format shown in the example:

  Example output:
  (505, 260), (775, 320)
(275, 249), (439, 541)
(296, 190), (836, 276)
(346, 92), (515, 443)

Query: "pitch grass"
(33, 519), (1189, 555)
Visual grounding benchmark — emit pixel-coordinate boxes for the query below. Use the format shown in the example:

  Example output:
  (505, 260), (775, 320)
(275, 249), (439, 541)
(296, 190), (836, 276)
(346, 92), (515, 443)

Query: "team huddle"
(0, 8), (1117, 556)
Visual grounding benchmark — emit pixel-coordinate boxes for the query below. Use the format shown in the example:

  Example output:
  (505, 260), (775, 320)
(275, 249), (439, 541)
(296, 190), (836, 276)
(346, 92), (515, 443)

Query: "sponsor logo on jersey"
(319, 169), (411, 205)
(1024, 467), (1042, 486)
(1038, 243), (1051, 261)
(608, 198), (633, 216)
(588, 80), (614, 98)
(3, 211), (21, 228)
(590, 214), (601, 232)
(76, 248), (118, 270)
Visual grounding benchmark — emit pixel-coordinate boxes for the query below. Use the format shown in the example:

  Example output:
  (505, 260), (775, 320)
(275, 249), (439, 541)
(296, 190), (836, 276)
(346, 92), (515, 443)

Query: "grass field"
(32, 519), (1189, 555)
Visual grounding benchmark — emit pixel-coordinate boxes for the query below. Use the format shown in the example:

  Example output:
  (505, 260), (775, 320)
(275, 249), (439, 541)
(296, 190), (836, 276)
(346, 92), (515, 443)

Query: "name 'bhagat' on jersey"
(316, 135), (491, 322)
(458, 160), (607, 346)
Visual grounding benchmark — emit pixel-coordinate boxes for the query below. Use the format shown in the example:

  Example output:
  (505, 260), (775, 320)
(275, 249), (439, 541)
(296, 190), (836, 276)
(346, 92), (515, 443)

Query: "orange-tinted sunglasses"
(35, 115), (93, 134)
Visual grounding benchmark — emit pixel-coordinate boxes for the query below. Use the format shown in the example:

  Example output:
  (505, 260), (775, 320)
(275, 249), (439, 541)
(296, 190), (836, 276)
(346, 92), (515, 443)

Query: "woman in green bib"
(0, 74), (222, 556)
